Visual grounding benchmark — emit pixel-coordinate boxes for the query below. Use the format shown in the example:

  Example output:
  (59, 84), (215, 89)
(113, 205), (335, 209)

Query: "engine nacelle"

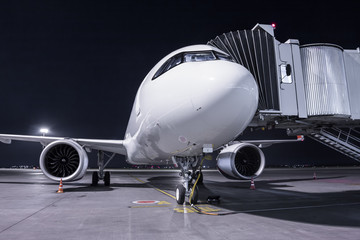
(217, 143), (265, 180)
(39, 139), (89, 182)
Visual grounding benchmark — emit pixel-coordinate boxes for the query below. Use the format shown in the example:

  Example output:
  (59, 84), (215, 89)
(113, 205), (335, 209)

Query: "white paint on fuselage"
(124, 45), (258, 164)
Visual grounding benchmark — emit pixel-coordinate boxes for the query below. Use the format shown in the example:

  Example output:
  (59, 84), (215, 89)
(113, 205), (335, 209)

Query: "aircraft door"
(277, 42), (307, 118)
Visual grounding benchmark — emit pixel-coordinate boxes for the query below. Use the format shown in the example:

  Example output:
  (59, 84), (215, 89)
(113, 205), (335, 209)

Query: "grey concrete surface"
(0, 167), (359, 240)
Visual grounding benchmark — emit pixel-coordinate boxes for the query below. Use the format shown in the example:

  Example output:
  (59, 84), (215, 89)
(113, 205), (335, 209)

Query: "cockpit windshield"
(152, 50), (234, 80)
(214, 52), (234, 62)
(183, 52), (216, 62)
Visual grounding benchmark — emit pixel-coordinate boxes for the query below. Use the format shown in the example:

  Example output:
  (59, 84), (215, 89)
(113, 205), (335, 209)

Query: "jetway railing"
(320, 128), (360, 151)
(310, 127), (360, 162)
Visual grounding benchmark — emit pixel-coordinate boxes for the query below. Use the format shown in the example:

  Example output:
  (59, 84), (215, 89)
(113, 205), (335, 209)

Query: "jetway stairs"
(208, 23), (360, 162)
(309, 128), (360, 162)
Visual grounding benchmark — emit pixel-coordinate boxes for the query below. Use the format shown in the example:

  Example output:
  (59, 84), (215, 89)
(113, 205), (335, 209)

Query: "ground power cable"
(189, 156), (238, 216)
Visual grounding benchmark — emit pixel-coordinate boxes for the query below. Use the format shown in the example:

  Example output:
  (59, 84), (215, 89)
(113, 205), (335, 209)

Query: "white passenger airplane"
(0, 45), (302, 204)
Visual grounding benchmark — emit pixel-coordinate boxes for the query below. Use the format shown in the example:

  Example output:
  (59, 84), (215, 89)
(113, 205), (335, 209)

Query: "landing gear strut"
(91, 150), (116, 186)
(173, 156), (202, 204)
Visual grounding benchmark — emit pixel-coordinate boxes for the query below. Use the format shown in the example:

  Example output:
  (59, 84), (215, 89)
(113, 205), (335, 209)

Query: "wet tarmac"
(0, 167), (359, 239)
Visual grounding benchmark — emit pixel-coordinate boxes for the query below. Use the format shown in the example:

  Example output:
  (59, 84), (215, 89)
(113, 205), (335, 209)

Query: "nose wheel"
(175, 184), (198, 204)
(176, 184), (186, 204)
(189, 185), (199, 204)
(174, 156), (201, 205)
(194, 170), (203, 185)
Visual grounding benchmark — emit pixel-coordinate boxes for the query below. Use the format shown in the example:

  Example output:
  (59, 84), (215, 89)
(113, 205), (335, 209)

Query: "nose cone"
(190, 62), (258, 146)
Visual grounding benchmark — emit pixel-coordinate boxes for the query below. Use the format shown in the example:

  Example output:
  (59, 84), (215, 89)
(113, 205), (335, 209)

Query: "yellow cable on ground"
(189, 156), (205, 205)
(189, 155), (245, 216)
(131, 157), (236, 216)
(188, 156), (222, 215)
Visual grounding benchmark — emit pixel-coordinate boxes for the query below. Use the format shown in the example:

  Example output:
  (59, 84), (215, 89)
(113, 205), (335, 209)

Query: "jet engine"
(39, 139), (88, 182)
(216, 143), (265, 180)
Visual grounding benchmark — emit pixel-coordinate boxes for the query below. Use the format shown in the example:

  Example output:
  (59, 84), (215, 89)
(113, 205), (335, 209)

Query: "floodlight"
(40, 128), (49, 136)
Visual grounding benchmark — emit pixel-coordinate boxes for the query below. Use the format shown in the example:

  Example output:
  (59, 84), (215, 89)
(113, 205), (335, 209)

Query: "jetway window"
(281, 64), (292, 84)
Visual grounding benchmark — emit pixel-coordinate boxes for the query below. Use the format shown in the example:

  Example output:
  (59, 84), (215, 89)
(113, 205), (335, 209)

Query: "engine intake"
(39, 139), (88, 182)
(217, 143), (265, 180)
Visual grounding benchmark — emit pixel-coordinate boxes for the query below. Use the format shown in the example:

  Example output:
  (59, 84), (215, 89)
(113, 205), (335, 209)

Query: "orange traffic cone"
(250, 177), (256, 190)
(313, 172), (317, 180)
(57, 179), (64, 193)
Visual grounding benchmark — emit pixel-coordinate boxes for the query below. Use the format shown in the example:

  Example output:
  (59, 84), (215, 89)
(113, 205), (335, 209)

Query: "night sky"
(0, 0), (359, 168)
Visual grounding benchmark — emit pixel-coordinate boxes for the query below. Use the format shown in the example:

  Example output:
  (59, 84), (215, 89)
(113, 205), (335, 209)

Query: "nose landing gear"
(174, 156), (202, 204)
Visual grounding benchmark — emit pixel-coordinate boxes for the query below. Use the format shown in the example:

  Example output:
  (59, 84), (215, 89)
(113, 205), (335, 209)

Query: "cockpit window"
(152, 50), (234, 80)
(152, 53), (182, 79)
(165, 54), (182, 72)
(183, 52), (216, 62)
(214, 51), (234, 62)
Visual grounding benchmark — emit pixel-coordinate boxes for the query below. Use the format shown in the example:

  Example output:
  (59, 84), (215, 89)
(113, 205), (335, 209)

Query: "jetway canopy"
(344, 49), (360, 119)
(208, 26), (279, 111)
(208, 24), (360, 130)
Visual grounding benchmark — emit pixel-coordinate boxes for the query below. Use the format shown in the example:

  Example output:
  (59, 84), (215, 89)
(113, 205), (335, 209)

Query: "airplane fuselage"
(124, 45), (259, 164)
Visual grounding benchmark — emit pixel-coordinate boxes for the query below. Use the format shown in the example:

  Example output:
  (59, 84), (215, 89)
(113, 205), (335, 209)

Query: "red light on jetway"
(271, 23), (276, 29)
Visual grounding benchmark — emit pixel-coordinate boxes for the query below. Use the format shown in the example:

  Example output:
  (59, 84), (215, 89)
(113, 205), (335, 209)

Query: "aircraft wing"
(0, 134), (126, 155)
(243, 135), (305, 148)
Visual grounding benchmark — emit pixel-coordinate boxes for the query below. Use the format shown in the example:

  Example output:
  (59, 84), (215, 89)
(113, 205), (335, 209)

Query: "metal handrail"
(321, 127), (360, 148)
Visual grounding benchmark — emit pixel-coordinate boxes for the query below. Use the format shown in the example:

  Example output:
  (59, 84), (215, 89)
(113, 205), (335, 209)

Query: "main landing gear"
(173, 156), (203, 205)
(91, 150), (116, 186)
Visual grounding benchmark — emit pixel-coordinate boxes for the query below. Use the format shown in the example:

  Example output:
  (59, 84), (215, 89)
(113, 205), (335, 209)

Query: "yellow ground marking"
(131, 175), (176, 200)
(129, 201), (171, 209)
(173, 205), (221, 213)
(153, 187), (176, 199)
(130, 174), (222, 214)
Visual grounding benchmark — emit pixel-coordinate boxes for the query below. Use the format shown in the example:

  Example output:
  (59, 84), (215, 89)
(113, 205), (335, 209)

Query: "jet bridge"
(208, 24), (360, 161)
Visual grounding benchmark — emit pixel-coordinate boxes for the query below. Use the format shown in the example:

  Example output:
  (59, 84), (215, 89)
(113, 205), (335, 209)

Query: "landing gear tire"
(194, 171), (203, 185)
(190, 185), (199, 204)
(176, 184), (186, 204)
(91, 172), (99, 186)
(104, 171), (111, 186)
